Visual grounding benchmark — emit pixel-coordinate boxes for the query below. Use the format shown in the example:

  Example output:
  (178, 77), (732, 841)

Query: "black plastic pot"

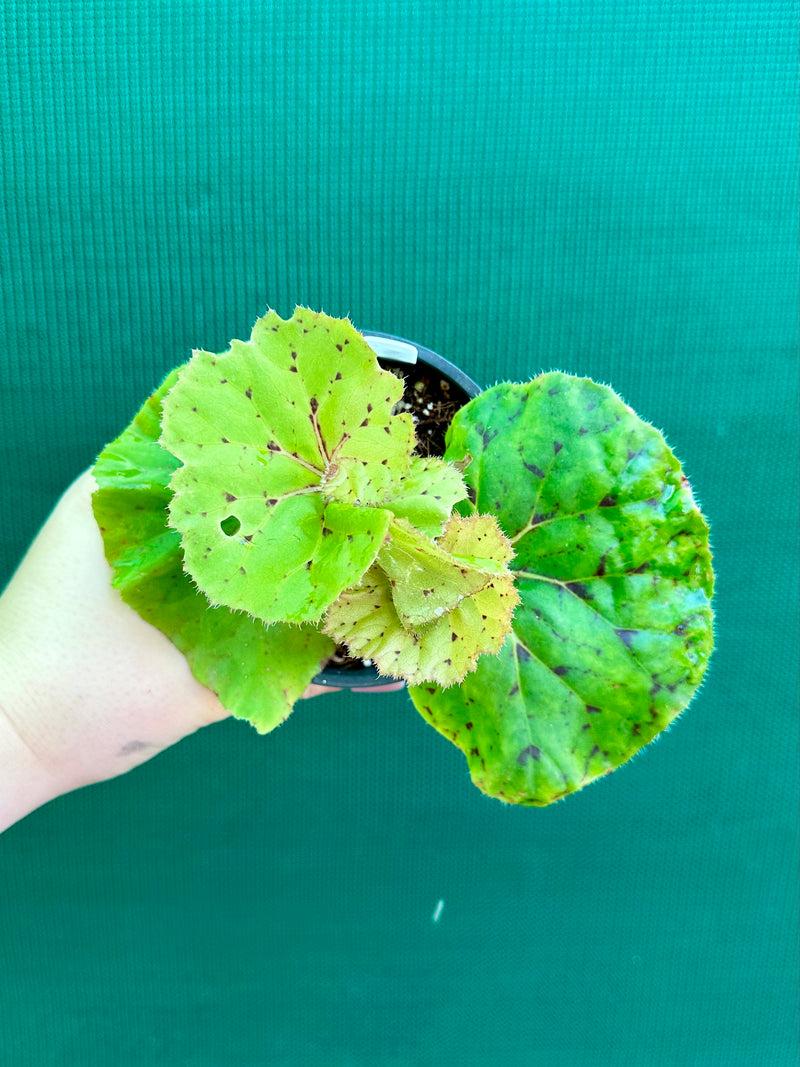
(311, 331), (482, 689)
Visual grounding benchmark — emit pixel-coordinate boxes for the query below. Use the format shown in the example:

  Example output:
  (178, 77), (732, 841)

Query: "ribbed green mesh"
(1, 2), (797, 1064)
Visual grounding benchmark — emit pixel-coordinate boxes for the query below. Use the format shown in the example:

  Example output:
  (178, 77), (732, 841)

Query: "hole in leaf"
(220, 515), (241, 536)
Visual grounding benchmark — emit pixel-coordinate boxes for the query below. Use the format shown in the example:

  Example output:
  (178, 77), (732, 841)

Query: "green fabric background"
(1, 2), (797, 1064)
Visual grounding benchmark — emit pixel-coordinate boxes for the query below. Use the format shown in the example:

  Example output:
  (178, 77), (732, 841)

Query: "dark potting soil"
(326, 359), (474, 673)
(382, 359), (472, 457)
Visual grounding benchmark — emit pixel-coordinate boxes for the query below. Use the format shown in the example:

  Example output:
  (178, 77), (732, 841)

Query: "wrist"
(0, 670), (64, 832)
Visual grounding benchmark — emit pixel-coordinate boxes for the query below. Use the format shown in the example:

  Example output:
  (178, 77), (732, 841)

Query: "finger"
(355, 682), (406, 693)
(300, 680), (406, 699)
(301, 683), (342, 699)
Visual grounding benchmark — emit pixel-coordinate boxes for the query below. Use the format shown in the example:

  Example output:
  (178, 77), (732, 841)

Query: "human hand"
(0, 471), (401, 831)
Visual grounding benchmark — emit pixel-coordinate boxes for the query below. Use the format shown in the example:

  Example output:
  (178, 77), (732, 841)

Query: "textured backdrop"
(1, 2), (798, 1065)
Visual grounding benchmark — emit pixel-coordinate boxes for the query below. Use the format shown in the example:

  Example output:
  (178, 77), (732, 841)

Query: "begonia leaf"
(409, 373), (714, 805)
(383, 456), (470, 538)
(377, 517), (494, 628)
(324, 514), (519, 687)
(159, 307), (414, 624)
(91, 367), (333, 733)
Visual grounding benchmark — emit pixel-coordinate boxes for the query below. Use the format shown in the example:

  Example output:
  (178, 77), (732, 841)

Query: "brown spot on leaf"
(530, 511), (557, 526)
(565, 581), (591, 599)
(517, 745), (541, 764)
(616, 629), (638, 648)
(523, 461), (546, 478)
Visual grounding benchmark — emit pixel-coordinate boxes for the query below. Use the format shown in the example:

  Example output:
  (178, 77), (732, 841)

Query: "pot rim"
(311, 331), (482, 689)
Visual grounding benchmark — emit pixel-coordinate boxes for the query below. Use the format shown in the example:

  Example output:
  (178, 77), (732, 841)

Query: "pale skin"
(0, 471), (402, 833)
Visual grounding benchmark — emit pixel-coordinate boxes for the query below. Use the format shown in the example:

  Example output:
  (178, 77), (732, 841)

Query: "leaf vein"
(514, 570), (655, 685)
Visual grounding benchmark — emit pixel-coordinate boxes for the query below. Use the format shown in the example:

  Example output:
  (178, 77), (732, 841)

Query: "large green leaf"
(91, 367), (333, 733)
(409, 373), (714, 805)
(159, 307), (416, 624)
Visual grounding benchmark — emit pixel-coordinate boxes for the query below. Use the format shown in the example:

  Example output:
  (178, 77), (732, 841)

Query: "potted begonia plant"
(91, 307), (714, 806)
